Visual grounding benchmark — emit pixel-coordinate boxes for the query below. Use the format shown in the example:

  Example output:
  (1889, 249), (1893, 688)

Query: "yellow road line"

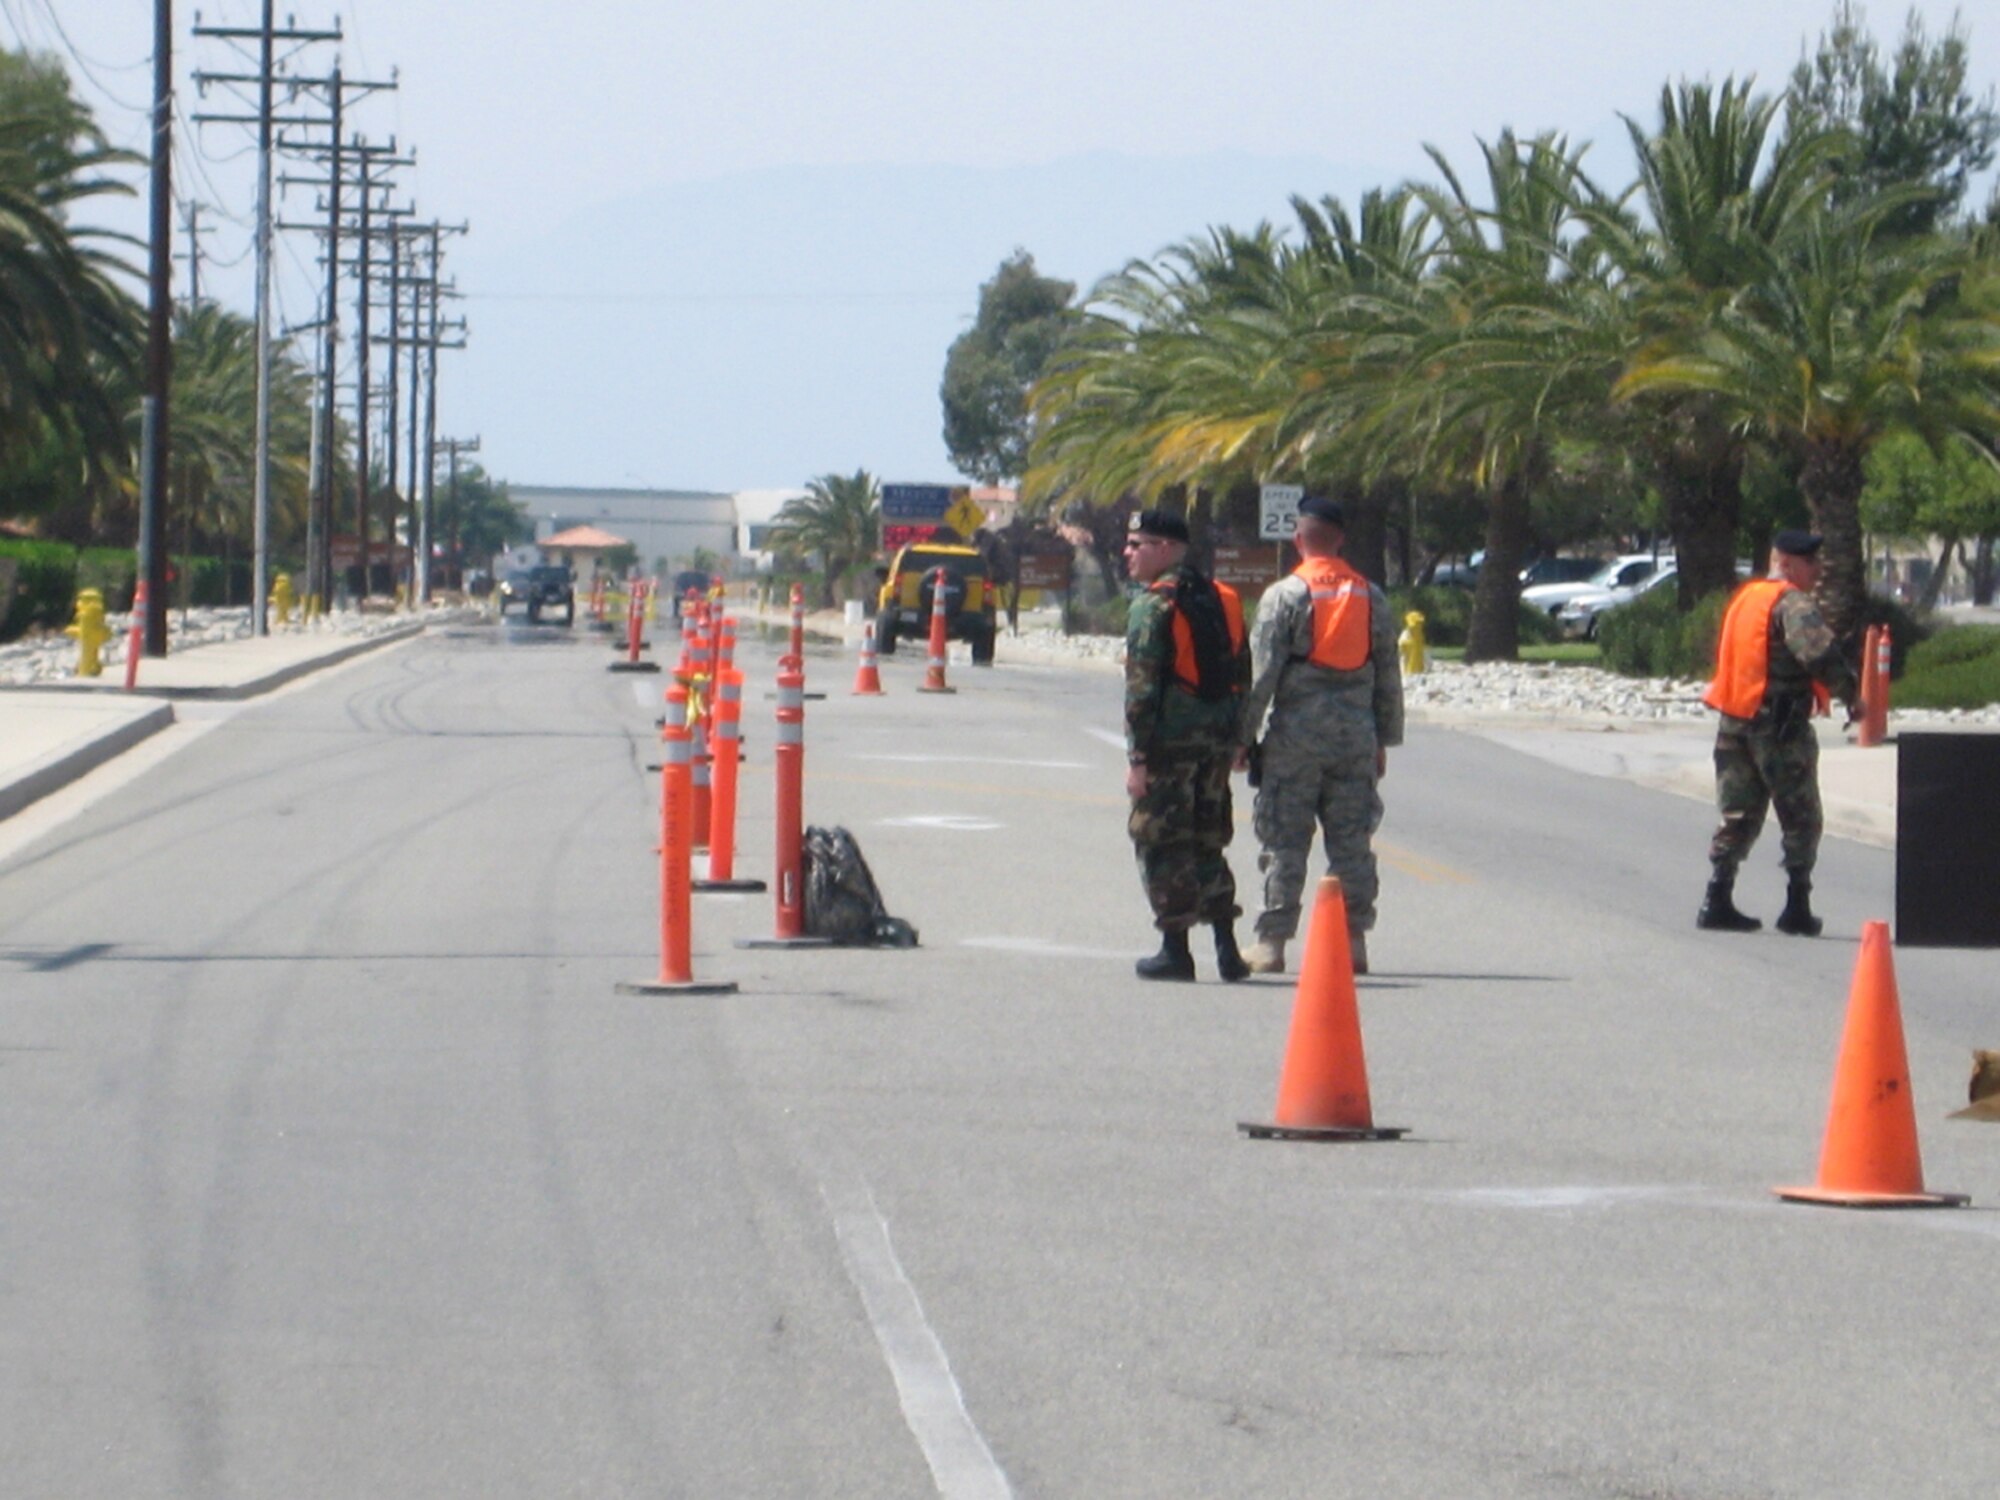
(1378, 840), (1476, 884)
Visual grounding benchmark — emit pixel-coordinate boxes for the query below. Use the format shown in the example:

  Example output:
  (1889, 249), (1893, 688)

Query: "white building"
(510, 485), (737, 575)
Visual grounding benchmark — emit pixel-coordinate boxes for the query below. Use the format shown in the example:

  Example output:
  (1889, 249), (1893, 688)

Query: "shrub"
(1856, 595), (1930, 677)
(1896, 624), (2000, 710)
(1597, 586), (1730, 680)
(0, 539), (79, 640)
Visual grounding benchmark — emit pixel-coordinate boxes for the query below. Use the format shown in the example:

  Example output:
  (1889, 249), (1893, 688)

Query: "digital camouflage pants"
(1252, 747), (1381, 943)
(1129, 751), (1239, 932)
(1709, 717), (1822, 876)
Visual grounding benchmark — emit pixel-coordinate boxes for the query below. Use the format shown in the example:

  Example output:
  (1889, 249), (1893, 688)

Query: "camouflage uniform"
(1126, 565), (1250, 931)
(1709, 589), (1859, 877)
(1241, 570), (1404, 943)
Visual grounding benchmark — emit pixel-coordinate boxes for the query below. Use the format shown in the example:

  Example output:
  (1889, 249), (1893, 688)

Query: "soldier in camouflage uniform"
(1123, 509), (1252, 981)
(1237, 496), (1403, 976)
(1698, 529), (1862, 937)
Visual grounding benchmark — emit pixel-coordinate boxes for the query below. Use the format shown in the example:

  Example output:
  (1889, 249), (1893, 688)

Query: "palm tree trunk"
(1465, 471), (1531, 663)
(1662, 459), (1741, 608)
(1916, 537), (1957, 613)
(1801, 439), (1868, 642)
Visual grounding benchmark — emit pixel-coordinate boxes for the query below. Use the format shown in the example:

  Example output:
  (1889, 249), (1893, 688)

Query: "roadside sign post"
(1259, 483), (1303, 574)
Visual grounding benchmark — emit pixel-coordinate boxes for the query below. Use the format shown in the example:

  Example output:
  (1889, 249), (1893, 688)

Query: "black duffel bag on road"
(803, 825), (919, 948)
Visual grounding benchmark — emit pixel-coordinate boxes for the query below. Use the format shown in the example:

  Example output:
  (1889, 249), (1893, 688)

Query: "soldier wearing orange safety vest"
(1236, 495), (1403, 976)
(1123, 508), (1252, 981)
(1697, 529), (1862, 936)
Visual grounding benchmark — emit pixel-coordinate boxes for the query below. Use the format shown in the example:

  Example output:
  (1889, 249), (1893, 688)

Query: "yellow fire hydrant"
(65, 587), (112, 676)
(270, 572), (297, 626)
(1398, 609), (1429, 676)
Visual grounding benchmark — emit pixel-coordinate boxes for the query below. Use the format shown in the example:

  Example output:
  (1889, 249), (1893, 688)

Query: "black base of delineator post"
(695, 878), (767, 892)
(1237, 1122), (1408, 1142)
(616, 977), (739, 995)
(609, 660), (661, 674)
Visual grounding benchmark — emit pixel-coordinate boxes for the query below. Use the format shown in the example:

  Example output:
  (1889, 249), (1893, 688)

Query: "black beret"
(1129, 508), (1190, 544)
(1773, 528), (1823, 557)
(1297, 494), (1345, 527)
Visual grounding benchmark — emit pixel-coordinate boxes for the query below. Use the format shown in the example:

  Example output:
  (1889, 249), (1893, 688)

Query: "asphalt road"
(3, 618), (1997, 1499)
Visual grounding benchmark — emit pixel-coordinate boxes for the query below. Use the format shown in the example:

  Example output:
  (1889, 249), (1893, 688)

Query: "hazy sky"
(12, 0), (2000, 492)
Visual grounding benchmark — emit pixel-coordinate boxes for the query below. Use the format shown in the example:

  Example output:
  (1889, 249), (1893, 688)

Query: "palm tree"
(1393, 130), (1611, 660)
(1583, 80), (1848, 606)
(1617, 196), (2000, 637)
(0, 52), (142, 504)
(769, 470), (880, 607)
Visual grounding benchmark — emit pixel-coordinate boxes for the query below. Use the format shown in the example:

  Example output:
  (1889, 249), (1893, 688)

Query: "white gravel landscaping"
(0, 604), (441, 687)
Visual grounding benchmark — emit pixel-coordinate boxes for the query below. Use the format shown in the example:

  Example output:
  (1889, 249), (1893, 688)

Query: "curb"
(0, 701), (175, 821)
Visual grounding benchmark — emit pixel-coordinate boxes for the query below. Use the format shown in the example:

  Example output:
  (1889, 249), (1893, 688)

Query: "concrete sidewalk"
(0, 617), (431, 820)
(1439, 716), (1902, 849)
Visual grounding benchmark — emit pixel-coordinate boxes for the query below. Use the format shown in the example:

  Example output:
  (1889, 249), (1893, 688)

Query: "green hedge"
(0, 540), (267, 641)
(1896, 624), (2000, 710)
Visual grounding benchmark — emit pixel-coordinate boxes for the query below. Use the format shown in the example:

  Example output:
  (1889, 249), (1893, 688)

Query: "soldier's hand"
(1126, 762), (1149, 799)
(1232, 747), (1251, 774)
(1375, 745), (1388, 780)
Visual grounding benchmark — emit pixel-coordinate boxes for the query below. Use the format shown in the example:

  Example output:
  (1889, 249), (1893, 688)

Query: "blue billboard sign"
(880, 483), (955, 520)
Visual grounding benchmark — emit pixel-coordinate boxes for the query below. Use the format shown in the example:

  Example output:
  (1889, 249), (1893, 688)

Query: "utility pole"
(193, 5), (340, 633)
(371, 220), (465, 603)
(137, 0), (173, 655)
(177, 200), (209, 305)
(345, 144), (414, 599)
(275, 63), (395, 610)
(438, 434), (480, 590)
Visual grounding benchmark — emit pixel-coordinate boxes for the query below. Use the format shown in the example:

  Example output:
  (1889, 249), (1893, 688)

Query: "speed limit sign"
(1258, 483), (1303, 540)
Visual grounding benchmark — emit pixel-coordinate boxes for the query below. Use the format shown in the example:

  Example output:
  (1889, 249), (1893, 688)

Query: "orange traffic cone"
(1774, 921), (1967, 1208)
(852, 622), (885, 695)
(1239, 877), (1405, 1142)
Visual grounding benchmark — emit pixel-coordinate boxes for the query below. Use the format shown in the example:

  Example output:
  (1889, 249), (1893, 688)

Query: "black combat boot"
(1696, 871), (1762, 932)
(1213, 924), (1249, 983)
(1774, 875), (1823, 937)
(1136, 928), (1196, 981)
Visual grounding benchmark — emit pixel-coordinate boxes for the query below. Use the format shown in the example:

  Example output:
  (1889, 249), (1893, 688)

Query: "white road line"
(878, 814), (1004, 832)
(1082, 726), (1124, 749)
(823, 1174), (1013, 1500)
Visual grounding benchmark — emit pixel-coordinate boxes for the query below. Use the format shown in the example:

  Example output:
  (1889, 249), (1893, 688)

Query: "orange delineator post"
(917, 567), (956, 694)
(122, 580), (148, 691)
(787, 582), (805, 669)
(1240, 876), (1406, 1142)
(852, 621), (885, 695)
(735, 662), (830, 949)
(1860, 625), (1892, 747)
(589, 575), (607, 623)
(696, 666), (764, 892)
(1856, 625), (1881, 746)
(608, 578), (661, 673)
(1775, 921), (1965, 1208)
(617, 683), (736, 995)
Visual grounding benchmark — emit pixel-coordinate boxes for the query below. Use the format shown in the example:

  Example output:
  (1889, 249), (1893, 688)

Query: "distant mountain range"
(453, 151), (1379, 493)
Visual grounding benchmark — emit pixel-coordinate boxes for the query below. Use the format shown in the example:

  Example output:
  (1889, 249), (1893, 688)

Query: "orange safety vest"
(1293, 556), (1372, 672)
(1155, 575), (1246, 696)
(1703, 578), (1831, 719)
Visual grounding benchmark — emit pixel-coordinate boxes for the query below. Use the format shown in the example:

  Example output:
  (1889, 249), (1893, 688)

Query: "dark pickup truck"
(500, 564), (576, 624)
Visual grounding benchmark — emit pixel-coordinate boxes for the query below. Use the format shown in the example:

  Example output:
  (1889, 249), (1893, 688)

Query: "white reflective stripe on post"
(776, 721), (804, 745)
(717, 720), (741, 742)
(660, 739), (692, 765)
(777, 686), (805, 710)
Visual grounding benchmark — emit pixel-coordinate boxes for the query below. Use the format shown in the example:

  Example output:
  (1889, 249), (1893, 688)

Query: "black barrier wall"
(1896, 730), (2000, 947)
